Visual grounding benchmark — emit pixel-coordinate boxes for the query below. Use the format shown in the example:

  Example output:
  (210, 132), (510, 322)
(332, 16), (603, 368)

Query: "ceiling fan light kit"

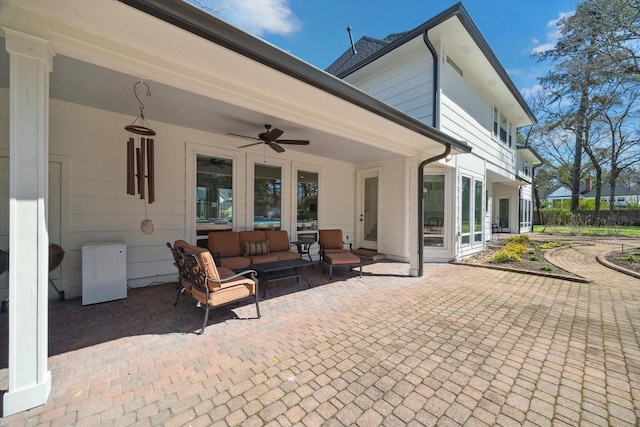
(228, 124), (310, 153)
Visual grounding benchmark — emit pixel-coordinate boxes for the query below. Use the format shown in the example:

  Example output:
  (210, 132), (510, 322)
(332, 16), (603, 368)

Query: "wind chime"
(125, 80), (156, 234)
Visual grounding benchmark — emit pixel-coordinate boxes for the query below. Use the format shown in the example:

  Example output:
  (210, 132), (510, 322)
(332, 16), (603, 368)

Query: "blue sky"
(189, 0), (578, 97)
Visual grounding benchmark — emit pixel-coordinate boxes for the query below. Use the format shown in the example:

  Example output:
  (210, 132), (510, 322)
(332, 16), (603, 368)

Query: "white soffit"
(1, 0), (459, 162)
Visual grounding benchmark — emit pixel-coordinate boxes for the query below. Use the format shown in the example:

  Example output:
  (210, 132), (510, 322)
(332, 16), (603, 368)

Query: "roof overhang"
(517, 145), (544, 166)
(0, 0), (470, 163)
(335, 2), (536, 129)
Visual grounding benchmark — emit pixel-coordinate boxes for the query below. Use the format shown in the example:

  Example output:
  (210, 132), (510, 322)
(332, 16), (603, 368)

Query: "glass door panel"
(254, 164), (282, 230)
(423, 175), (445, 247)
(499, 198), (509, 231)
(296, 170), (318, 242)
(364, 177), (378, 242)
(196, 155), (233, 242)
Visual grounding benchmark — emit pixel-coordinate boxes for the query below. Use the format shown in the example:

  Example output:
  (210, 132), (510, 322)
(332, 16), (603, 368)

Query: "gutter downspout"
(417, 27), (446, 277)
(518, 186), (522, 234)
(418, 144), (451, 277)
(422, 29), (439, 128)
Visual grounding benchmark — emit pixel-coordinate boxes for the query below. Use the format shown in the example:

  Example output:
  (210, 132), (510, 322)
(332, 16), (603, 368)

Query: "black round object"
(49, 244), (65, 272)
(0, 249), (8, 275)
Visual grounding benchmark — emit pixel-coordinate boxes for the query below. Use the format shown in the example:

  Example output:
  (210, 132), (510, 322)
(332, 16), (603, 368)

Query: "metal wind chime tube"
(125, 80), (156, 204)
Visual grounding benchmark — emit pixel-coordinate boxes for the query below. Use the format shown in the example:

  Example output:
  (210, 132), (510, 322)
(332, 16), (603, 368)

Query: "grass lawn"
(533, 225), (640, 236)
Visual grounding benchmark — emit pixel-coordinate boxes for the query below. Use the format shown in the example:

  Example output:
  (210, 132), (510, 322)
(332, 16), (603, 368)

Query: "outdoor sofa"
(208, 230), (301, 269)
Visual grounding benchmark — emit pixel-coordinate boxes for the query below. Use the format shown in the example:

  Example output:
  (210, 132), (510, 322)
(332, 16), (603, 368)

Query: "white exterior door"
(356, 169), (379, 251)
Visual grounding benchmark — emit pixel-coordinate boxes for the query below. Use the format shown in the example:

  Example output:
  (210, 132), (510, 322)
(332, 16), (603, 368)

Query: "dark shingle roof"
(326, 37), (388, 76)
(326, 31), (409, 76)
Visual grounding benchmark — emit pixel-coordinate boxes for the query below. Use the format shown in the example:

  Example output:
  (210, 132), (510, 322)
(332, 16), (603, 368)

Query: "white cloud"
(531, 42), (555, 55)
(189, 0), (301, 37)
(520, 84), (544, 99)
(530, 10), (575, 55)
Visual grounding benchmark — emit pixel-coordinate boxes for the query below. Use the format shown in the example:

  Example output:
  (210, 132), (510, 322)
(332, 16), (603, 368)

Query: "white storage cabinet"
(82, 242), (127, 305)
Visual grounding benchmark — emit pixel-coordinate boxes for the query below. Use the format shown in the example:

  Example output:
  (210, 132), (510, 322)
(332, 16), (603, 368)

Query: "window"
(519, 199), (532, 229)
(254, 164), (281, 230)
(196, 155), (233, 239)
(423, 175), (445, 247)
(460, 175), (483, 246)
(493, 106), (512, 146)
(474, 181), (483, 242)
(499, 112), (508, 143)
(297, 170), (318, 242)
(461, 177), (471, 244)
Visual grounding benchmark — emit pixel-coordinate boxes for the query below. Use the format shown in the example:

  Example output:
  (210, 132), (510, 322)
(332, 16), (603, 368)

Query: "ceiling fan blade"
(268, 142), (285, 153)
(238, 141), (264, 149)
(275, 139), (310, 145)
(227, 132), (260, 141)
(265, 128), (284, 141)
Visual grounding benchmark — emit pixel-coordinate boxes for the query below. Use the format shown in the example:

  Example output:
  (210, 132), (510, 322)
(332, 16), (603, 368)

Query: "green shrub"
(619, 253), (640, 262)
(529, 255), (538, 261)
(503, 242), (528, 254)
(506, 235), (530, 245)
(491, 247), (522, 263)
(539, 241), (572, 249)
(540, 208), (572, 226)
(541, 265), (554, 271)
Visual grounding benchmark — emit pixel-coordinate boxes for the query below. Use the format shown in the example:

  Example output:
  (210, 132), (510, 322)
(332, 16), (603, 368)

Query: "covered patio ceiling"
(36, 53), (409, 164)
(0, 0), (469, 164)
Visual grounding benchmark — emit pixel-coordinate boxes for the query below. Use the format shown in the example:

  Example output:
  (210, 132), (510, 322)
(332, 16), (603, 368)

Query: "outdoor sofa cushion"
(208, 230), (301, 268)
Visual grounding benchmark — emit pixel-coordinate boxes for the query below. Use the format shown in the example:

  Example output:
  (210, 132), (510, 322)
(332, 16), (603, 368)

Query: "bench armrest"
(208, 269), (257, 283)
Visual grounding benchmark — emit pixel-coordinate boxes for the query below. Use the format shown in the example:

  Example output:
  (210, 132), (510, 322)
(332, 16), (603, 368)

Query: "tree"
(535, 0), (640, 218)
(596, 85), (640, 218)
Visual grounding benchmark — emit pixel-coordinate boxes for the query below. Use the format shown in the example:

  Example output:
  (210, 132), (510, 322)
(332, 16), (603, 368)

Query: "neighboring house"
(326, 2), (539, 261)
(545, 179), (640, 207)
(0, 0), (533, 414)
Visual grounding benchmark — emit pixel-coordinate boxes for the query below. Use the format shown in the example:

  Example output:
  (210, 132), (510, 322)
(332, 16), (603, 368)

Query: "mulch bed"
(462, 239), (640, 281)
(604, 248), (640, 274)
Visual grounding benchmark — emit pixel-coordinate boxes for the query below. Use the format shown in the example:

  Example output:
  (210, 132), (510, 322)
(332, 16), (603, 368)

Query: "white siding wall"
(344, 38), (434, 124)
(0, 89), (357, 298)
(439, 66), (515, 179)
(357, 157), (409, 261)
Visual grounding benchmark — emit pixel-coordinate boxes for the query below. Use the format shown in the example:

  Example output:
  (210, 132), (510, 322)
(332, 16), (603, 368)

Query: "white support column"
(408, 157), (419, 277)
(3, 28), (54, 417)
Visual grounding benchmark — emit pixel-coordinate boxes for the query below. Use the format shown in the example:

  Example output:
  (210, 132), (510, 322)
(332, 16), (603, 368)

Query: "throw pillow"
(243, 240), (269, 257)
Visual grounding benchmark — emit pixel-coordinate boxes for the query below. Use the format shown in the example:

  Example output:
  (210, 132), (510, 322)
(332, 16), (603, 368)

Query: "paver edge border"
(596, 253), (640, 280)
(449, 261), (591, 283)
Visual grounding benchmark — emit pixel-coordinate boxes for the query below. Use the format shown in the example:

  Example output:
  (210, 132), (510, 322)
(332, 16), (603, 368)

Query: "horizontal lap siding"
(345, 42), (434, 124)
(50, 100), (189, 296)
(440, 71), (515, 178)
(321, 161), (356, 240)
(0, 91), (357, 297)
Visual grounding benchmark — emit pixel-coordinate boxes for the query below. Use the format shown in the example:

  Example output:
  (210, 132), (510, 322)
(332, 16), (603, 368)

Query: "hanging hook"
(133, 80), (151, 113)
(124, 79), (156, 136)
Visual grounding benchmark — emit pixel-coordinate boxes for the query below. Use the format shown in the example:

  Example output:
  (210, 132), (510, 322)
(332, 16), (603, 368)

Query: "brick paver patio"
(1, 236), (639, 426)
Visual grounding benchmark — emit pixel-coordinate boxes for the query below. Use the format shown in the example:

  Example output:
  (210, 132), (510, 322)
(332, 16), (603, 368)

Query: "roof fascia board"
(517, 145), (544, 165)
(335, 2), (536, 125)
(117, 0), (470, 154)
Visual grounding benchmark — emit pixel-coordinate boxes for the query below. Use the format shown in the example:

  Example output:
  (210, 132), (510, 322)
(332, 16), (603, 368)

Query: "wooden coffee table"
(248, 259), (315, 298)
